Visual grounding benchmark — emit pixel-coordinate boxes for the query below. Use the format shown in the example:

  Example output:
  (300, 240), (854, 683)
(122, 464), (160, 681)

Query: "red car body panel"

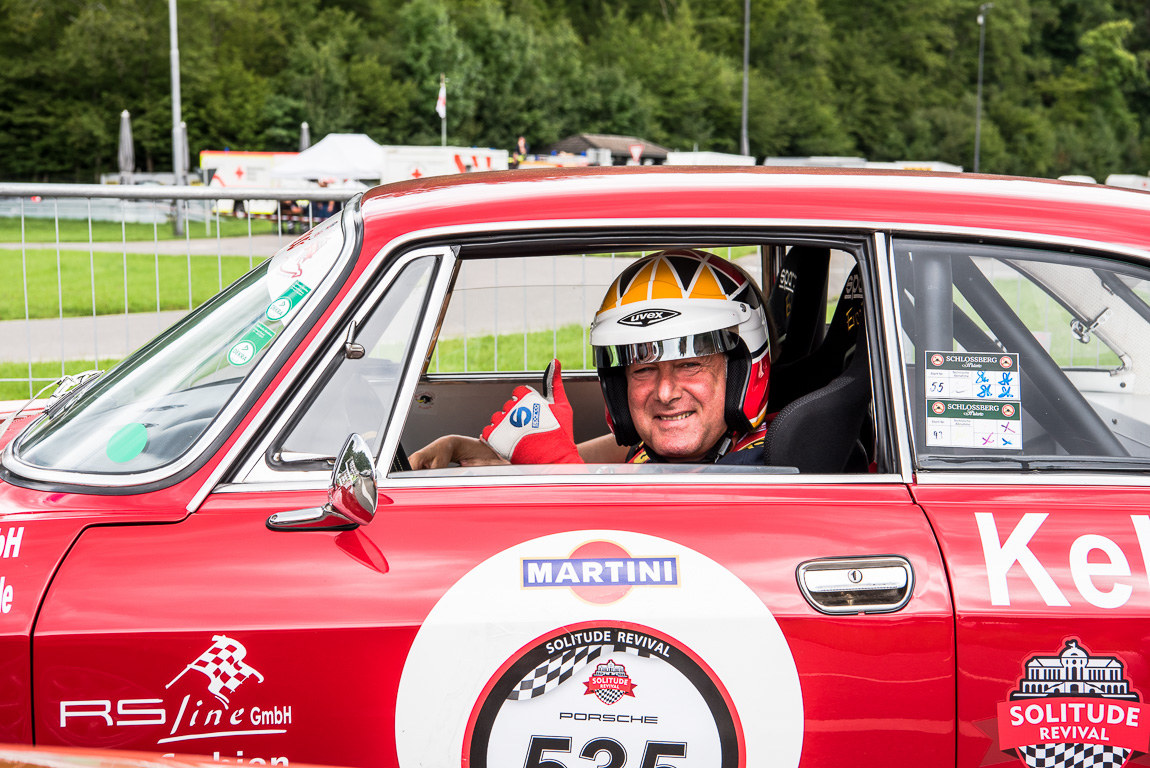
(1, 168), (1149, 767)
(32, 484), (952, 766)
(915, 485), (1150, 767)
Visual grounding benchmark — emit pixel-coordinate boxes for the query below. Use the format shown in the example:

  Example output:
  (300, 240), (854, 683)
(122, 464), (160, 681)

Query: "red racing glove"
(480, 359), (582, 464)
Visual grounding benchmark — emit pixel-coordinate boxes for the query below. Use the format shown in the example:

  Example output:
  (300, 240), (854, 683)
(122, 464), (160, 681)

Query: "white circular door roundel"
(395, 530), (803, 768)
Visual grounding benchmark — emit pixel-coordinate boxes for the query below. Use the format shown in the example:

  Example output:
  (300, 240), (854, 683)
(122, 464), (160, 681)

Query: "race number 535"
(525, 735), (686, 768)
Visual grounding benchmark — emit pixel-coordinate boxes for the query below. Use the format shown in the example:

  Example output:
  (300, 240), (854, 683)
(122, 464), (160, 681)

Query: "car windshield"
(13, 214), (347, 477)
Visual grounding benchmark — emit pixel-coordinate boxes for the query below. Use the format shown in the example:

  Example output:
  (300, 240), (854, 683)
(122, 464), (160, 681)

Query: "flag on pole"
(435, 75), (447, 119)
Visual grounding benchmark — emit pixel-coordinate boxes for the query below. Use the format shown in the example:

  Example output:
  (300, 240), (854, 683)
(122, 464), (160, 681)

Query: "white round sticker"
(395, 530), (803, 768)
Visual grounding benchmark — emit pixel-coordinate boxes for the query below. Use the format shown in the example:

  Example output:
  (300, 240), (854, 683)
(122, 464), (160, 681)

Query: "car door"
(375, 234), (954, 768)
(34, 231), (955, 768)
(891, 236), (1150, 767)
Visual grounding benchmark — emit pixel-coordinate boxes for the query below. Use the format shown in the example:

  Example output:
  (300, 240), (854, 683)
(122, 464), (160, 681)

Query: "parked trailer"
(380, 146), (509, 182)
(200, 150), (311, 215)
(1106, 174), (1150, 191)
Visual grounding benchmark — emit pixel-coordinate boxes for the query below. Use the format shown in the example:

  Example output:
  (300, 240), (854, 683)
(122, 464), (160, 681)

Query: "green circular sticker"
(228, 340), (256, 366)
(106, 423), (147, 463)
(265, 297), (292, 322)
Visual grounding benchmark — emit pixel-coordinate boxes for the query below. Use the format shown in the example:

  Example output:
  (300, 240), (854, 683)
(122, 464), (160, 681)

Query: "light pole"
(169, 0), (185, 234)
(974, 2), (993, 173)
(740, 0), (750, 157)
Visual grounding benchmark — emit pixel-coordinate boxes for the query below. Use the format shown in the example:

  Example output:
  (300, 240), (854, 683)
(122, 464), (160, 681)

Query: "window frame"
(887, 233), (1150, 483)
(224, 224), (906, 493)
(233, 245), (454, 485)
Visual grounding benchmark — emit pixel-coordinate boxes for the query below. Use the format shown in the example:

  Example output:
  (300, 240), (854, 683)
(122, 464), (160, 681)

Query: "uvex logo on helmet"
(618, 309), (681, 327)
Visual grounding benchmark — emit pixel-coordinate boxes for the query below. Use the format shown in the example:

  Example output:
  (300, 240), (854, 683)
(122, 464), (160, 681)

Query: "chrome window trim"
(913, 472), (1150, 487)
(873, 233), (915, 482)
(2, 195), (364, 490)
(212, 471), (910, 494)
(195, 215), (1150, 506)
(230, 246), (455, 487)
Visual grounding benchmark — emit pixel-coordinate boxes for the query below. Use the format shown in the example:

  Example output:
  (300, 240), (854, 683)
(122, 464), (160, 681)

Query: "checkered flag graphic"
(595, 687), (624, 705)
(1019, 743), (1132, 768)
(166, 634), (265, 706)
(507, 644), (612, 701)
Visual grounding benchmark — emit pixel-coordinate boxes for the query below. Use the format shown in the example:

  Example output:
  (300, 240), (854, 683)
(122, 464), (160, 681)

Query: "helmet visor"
(594, 328), (739, 368)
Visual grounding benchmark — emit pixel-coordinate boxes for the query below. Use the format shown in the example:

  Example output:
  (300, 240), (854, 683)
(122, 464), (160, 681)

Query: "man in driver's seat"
(409, 249), (773, 468)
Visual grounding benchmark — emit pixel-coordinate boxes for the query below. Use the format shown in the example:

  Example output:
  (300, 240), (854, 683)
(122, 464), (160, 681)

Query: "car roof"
(358, 166), (1150, 255)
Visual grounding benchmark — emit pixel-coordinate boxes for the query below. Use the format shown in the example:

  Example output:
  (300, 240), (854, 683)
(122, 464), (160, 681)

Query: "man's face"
(625, 353), (728, 461)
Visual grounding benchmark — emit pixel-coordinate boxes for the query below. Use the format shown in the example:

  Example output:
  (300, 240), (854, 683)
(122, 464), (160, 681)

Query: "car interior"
(264, 232), (1150, 480)
(384, 236), (880, 476)
(253, 233), (884, 479)
(894, 238), (1150, 468)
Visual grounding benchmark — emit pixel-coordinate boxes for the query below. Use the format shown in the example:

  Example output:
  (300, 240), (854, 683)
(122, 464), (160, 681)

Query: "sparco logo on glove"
(480, 360), (582, 464)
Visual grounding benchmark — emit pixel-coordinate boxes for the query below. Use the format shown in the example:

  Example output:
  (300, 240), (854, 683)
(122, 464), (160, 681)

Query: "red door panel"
(0, 482), (188, 744)
(916, 485), (1150, 768)
(35, 483), (952, 768)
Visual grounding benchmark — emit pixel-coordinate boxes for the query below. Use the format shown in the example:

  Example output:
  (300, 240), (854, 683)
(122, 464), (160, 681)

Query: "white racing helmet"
(590, 248), (771, 446)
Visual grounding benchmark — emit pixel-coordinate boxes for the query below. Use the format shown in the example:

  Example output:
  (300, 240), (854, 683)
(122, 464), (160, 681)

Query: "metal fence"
(0, 183), (774, 402)
(0, 183), (357, 401)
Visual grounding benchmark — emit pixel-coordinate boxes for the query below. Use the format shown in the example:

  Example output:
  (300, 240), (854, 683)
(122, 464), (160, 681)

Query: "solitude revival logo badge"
(995, 639), (1149, 768)
(583, 659), (637, 705)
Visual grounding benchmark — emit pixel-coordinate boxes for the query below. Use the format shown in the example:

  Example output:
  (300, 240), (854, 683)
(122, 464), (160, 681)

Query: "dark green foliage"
(1, 0), (1148, 180)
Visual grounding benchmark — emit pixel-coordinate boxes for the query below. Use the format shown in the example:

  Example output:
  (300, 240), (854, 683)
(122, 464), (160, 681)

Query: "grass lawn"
(0, 359), (120, 401)
(0, 216), (276, 243)
(955, 277), (1123, 368)
(0, 249), (264, 320)
(430, 324), (595, 373)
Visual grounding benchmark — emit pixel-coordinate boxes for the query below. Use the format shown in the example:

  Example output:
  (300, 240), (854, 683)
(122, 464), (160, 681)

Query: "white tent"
(270, 133), (384, 181)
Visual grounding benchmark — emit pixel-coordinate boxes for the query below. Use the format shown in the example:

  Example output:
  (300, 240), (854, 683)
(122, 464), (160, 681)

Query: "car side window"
(395, 241), (880, 477)
(272, 256), (436, 465)
(893, 238), (1150, 469)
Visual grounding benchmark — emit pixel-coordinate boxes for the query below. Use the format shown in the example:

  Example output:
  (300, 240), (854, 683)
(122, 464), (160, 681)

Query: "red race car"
(3, 166), (1150, 768)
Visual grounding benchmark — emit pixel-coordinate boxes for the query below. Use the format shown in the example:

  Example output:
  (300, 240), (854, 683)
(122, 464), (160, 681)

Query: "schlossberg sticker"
(925, 351), (1022, 450)
(993, 639), (1149, 768)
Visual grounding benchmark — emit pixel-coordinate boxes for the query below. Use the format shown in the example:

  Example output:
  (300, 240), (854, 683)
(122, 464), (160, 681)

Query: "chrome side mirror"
(328, 434), (377, 524)
(267, 434), (378, 530)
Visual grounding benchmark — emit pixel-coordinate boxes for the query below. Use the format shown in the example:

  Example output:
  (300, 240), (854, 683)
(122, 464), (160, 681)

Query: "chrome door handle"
(796, 556), (914, 614)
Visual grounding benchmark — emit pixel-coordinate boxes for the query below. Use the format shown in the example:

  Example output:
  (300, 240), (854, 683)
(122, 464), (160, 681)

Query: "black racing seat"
(768, 264), (865, 413)
(767, 246), (830, 364)
(763, 335), (871, 473)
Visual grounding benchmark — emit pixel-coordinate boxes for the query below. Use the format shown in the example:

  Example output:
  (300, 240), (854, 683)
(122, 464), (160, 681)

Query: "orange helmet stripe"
(688, 264), (726, 300)
(649, 258), (682, 299)
(619, 261), (655, 305)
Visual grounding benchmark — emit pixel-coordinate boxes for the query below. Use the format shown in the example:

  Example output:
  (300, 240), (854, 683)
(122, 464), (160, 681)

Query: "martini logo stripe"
(523, 557), (679, 587)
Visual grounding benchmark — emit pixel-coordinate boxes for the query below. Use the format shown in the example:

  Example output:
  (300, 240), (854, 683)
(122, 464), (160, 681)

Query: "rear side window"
(893, 238), (1150, 470)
